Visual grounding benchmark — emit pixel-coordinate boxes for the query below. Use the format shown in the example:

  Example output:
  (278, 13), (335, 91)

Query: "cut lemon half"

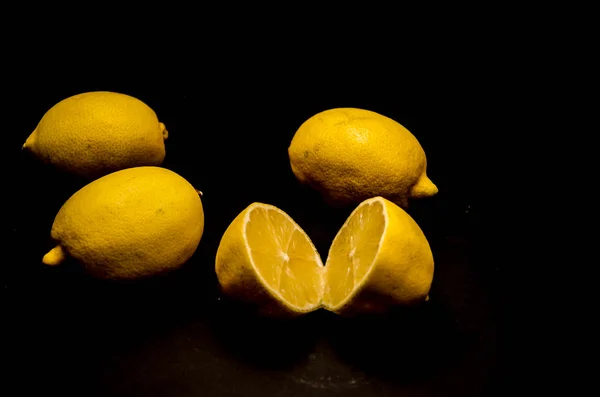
(215, 203), (324, 316)
(323, 196), (434, 315)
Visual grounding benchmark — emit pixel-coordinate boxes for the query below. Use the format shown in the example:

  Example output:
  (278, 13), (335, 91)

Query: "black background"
(3, 55), (509, 396)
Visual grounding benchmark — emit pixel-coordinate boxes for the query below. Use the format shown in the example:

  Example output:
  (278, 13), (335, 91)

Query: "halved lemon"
(322, 196), (434, 315)
(215, 203), (324, 316)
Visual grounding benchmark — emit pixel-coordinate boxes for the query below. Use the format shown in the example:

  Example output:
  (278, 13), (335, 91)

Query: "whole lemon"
(23, 91), (168, 179)
(288, 108), (437, 208)
(42, 167), (204, 280)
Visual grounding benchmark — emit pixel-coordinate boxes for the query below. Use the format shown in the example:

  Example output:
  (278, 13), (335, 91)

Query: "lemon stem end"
(159, 122), (168, 140)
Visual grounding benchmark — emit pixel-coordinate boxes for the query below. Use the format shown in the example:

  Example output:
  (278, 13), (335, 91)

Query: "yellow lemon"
(215, 203), (324, 316)
(23, 91), (168, 179)
(288, 108), (437, 208)
(322, 196), (434, 315)
(43, 167), (204, 280)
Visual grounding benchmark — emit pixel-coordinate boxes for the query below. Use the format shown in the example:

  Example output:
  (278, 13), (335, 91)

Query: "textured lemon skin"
(288, 108), (437, 208)
(23, 91), (168, 179)
(45, 167), (204, 280)
(215, 203), (320, 317)
(324, 197), (434, 316)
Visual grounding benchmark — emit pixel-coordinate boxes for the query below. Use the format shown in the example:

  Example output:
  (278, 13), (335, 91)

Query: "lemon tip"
(23, 129), (38, 150)
(410, 175), (438, 198)
(42, 245), (66, 266)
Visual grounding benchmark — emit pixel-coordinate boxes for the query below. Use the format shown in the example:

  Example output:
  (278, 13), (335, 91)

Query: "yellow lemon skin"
(42, 167), (204, 280)
(288, 108), (437, 208)
(23, 91), (168, 179)
(323, 197), (434, 316)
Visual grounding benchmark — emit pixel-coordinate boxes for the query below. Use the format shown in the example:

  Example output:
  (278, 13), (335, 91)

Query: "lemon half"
(215, 203), (324, 316)
(323, 196), (434, 315)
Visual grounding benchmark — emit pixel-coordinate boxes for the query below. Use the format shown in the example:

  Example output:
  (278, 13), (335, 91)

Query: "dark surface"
(4, 71), (507, 396)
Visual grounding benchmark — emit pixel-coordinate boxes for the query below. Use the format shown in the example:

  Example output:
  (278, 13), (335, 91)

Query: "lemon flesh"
(325, 199), (386, 304)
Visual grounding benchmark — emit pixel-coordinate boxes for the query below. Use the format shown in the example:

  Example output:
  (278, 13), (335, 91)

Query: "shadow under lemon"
(323, 301), (471, 384)
(207, 295), (322, 370)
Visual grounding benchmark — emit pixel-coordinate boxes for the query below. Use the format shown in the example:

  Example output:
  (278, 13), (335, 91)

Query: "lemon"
(42, 166), (204, 280)
(322, 196), (434, 315)
(215, 203), (324, 316)
(288, 108), (438, 208)
(23, 91), (168, 179)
